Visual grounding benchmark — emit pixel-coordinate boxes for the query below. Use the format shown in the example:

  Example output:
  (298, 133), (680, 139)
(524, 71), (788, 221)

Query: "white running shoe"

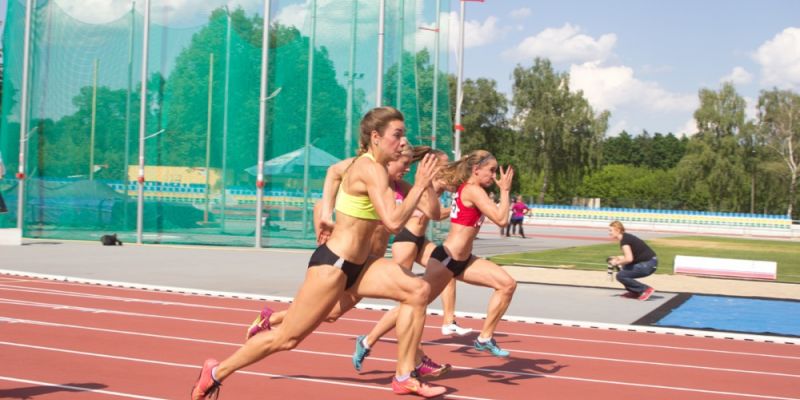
(441, 322), (473, 336)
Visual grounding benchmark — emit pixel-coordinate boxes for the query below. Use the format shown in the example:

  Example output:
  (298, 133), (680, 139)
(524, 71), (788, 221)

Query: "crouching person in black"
(608, 220), (657, 301)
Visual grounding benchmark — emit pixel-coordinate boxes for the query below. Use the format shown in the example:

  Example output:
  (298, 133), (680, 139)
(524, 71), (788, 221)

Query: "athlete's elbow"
(384, 221), (404, 234)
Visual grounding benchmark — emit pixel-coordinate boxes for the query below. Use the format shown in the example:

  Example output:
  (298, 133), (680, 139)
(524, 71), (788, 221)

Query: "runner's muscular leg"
(214, 266), (346, 380)
(458, 258), (517, 339)
(351, 258), (430, 376)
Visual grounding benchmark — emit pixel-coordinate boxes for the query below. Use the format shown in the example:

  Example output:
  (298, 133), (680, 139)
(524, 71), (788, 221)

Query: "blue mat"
(656, 295), (800, 337)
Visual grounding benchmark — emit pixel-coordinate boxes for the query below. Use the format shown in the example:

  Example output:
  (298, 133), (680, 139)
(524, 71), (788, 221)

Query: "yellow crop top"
(335, 153), (380, 220)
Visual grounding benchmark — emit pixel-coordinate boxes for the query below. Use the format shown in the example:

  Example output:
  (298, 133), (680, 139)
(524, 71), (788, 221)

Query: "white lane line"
(2, 316), (798, 380)
(1, 339), (797, 400)
(2, 293), (797, 363)
(0, 284), (258, 313)
(0, 298), (245, 328)
(0, 376), (167, 399)
(0, 341), (493, 400)
(1, 268), (797, 345)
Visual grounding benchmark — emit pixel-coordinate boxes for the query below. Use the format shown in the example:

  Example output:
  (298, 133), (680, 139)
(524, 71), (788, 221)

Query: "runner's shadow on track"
(423, 330), (512, 347)
(439, 356), (567, 385)
(282, 372), (454, 396)
(0, 382), (106, 398)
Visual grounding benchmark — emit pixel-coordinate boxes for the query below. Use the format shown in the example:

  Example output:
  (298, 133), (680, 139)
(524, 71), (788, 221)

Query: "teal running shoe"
(352, 335), (371, 371)
(474, 338), (510, 357)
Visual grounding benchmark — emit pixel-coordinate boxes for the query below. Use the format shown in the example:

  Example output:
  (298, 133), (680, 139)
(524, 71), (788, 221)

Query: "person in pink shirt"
(505, 196), (529, 238)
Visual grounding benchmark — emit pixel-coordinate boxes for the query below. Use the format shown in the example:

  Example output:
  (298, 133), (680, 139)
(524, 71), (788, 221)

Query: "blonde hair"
(438, 150), (495, 187)
(609, 220), (625, 233)
(411, 145), (446, 162)
(358, 107), (404, 155)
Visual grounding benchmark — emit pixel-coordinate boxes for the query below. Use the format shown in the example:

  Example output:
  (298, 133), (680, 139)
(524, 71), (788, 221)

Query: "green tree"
(676, 83), (750, 212)
(578, 164), (680, 209)
(757, 88), (800, 218)
(512, 58), (608, 203)
(650, 132), (687, 170)
(603, 131), (635, 165)
(163, 8), (348, 184)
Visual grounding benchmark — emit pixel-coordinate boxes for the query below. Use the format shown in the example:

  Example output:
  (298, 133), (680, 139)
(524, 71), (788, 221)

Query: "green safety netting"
(0, 0), (454, 248)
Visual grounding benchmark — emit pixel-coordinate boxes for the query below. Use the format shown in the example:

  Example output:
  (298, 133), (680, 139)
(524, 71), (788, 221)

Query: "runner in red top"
(428, 149), (517, 357)
(450, 183), (485, 227)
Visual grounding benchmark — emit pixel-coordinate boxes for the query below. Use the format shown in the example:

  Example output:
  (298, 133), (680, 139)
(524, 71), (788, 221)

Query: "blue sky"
(2, 0), (799, 137)
(459, 1), (800, 136)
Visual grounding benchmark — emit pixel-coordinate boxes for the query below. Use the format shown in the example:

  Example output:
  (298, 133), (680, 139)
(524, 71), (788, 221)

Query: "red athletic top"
(450, 184), (484, 227)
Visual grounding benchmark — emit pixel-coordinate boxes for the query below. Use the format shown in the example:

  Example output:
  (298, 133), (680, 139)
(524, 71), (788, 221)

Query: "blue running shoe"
(474, 337), (510, 357)
(352, 335), (371, 371)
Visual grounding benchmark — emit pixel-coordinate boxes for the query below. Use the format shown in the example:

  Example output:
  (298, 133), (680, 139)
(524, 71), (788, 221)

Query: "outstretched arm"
(469, 166), (514, 226)
(365, 154), (440, 233)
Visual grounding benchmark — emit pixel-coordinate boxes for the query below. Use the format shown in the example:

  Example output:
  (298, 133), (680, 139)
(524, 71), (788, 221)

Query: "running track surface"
(1, 275), (798, 400)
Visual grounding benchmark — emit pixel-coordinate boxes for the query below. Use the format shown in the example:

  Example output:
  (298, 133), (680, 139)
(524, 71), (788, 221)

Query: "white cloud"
(676, 118), (698, 137)
(55, 0), (263, 27)
(569, 62), (696, 114)
(607, 119), (629, 136)
(753, 27), (800, 89)
(743, 96), (759, 122)
(720, 66), (753, 85)
(446, 12), (507, 52)
(274, 3), (308, 30)
(509, 7), (532, 19)
(504, 23), (616, 64)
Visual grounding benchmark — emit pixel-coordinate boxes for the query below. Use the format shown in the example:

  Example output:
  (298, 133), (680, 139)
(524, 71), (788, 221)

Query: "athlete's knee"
(324, 310), (344, 323)
(498, 276), (517, 297)
(405, 278), (431, 306)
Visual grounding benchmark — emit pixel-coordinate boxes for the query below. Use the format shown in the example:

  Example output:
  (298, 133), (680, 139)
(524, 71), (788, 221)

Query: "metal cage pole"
(123, 1), (135, 229)
(301, 0), (317, 238)
(453, 0), (466, 160)
(220, 8), (232, 232)
(431, 0), (441, 150)
(135, 0), (151, 244)
(89, 59), (99, 180)
(254, 0), (272, 247)
(376, 0), (385, 106)
(453, 0), (483, 160)
(15, 0), (34, 231)
(395, 0), (404, 108)
(204, 53), (214, 224)
(344, 0), (358, 158)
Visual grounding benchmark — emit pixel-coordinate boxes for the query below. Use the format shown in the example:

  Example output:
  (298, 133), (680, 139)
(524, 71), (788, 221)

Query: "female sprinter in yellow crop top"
(191, 107), (447, 399)
(259, 142), (455, 377)
(254, 139), (422, 328)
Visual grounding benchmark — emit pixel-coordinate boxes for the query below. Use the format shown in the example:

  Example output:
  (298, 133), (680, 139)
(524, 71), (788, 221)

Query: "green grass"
(489, 236), (800, 283)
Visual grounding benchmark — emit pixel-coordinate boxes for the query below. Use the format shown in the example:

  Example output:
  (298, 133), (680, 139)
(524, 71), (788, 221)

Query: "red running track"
(0, 275), (798, 400)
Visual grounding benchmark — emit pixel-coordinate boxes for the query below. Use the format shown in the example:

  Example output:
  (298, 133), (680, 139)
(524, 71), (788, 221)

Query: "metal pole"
(453, 0), (466, 160)
(431, 0), (440, 150)
(395, 0), (404, 108)
(301, 0), (316, 238)
(89, 58), (98, 180)
(16, 0), (34, 231)
(254, 0), (272, 247)
(136, 0), (151, 244)
(123, 1), (135, 229)
(376, 0), (385, 107)
(204, 53), (214, 224)
(221, 8), (232, 232)
(344, 0), (357, 158)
